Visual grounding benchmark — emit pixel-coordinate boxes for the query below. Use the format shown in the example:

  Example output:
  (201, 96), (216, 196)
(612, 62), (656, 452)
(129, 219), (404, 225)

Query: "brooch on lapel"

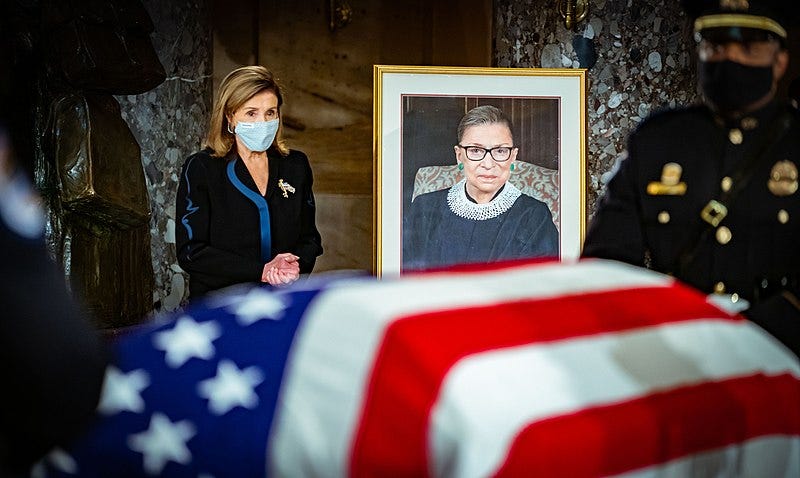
(278, 179), (296, 198)
(767, 160), (798, 197)
(646, 162), (687, 196)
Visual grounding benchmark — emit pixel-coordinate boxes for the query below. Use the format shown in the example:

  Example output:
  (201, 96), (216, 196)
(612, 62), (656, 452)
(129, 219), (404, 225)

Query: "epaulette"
(631, 104), (710, 136)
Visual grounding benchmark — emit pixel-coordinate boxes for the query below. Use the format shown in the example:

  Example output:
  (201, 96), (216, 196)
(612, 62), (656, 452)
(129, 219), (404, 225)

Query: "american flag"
(38, 259), (800, 477)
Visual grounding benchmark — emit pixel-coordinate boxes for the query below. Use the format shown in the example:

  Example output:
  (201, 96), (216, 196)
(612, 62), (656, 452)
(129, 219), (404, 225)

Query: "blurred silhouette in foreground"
(0, 124), (107, 476)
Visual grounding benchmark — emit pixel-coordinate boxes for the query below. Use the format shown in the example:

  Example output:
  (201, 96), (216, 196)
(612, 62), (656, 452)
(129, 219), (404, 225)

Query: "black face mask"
(698, 60), (774, 116)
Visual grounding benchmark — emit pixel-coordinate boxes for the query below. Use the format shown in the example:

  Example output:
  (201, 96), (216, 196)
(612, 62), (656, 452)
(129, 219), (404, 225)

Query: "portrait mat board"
(374, 65), (587, 276)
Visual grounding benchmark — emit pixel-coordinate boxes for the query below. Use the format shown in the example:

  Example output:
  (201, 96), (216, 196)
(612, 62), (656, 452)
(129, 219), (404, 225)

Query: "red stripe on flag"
(494, 372), (800, 477)
(349, 284), (736, 477)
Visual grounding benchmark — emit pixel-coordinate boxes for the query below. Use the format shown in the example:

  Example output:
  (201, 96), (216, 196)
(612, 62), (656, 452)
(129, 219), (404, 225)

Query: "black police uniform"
(584, 0), (800, 357)
(584, 102), (799, 334)
(0, 150), (107, 474)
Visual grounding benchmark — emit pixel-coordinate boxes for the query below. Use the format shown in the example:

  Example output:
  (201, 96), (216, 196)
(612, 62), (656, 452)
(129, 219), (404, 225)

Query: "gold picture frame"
(374, 65), (587, 276)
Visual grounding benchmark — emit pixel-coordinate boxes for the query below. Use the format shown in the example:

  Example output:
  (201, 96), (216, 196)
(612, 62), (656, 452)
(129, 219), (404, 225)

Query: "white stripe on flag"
(267, 260), (673, 476)
(428, 320), (800, 478)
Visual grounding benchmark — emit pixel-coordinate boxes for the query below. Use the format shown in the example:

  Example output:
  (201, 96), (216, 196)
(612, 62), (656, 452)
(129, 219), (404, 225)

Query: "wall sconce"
(558, 0), (589, 30)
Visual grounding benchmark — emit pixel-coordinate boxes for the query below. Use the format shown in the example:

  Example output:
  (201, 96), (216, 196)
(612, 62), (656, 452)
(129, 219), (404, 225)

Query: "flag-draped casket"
(40, 259), (800, 477)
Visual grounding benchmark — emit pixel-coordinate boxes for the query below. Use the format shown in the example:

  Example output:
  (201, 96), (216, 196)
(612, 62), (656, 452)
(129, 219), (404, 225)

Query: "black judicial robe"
(403, 187), (559, 270)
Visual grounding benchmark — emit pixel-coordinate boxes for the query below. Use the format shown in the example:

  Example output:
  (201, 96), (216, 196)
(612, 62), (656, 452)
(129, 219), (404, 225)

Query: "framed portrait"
(374, 65), (586, 276)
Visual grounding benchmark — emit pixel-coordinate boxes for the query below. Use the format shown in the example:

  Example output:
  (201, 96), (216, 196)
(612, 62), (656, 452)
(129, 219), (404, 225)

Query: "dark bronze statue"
(3, 0), (166, 328)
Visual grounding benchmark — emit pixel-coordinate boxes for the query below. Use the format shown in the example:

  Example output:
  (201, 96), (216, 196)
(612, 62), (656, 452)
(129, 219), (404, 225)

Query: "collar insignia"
(768, 161), (798, 196)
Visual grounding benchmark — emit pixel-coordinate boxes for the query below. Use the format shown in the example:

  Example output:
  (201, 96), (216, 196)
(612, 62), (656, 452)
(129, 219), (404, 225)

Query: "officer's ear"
(773, 49), (789, 83)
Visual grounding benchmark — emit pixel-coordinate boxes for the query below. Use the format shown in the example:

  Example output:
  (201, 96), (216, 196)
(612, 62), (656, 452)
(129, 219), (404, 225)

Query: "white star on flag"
(127, 413), (196, 475)
(42, 448), (78, 475)
(154, 315), (221, 368)
(229, 288), (288, 325)
(98, 366), (150, 415)
(197, 359), (264, 415)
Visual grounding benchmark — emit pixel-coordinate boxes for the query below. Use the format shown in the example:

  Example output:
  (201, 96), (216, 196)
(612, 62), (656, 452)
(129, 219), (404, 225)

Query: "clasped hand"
(261, 253), (300, 285)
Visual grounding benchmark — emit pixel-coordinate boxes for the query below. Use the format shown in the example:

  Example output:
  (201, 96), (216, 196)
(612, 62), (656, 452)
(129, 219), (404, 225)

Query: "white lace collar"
(446, 179), (521, 221)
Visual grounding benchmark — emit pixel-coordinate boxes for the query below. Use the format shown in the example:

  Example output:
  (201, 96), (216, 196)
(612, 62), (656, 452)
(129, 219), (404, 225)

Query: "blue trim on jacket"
(180, 155), (200, 240)
(226, 159), (272, 262)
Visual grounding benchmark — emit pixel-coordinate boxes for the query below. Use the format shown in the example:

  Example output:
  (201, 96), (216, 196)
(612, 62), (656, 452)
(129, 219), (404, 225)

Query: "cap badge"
(720, 0), (749, 11)
(647, 162), (687, 195)
(740, 117), (758, 130)
(767, 161), (798, 196)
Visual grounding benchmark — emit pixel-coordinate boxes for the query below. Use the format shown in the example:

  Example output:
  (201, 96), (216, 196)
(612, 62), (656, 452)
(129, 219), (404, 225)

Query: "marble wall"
(116, 0), (213, 312)
(495, 0), (699, 214)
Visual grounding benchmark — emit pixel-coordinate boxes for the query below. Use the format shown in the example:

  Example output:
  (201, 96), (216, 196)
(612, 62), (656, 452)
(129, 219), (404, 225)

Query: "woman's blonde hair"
(205, 65), (289, 158)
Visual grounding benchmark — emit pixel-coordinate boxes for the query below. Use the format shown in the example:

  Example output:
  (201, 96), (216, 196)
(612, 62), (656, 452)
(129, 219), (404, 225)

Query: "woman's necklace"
(446, 179), (520, 221)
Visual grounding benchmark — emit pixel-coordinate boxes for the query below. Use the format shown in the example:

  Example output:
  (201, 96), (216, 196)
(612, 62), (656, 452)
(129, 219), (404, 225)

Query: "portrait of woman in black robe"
(403, 105), (558, 270)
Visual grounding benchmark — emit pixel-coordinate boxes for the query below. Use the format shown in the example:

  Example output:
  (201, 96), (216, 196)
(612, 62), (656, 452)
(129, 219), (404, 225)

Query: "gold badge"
(720, 0), (748, 10)
(278, 179), (296, 198)
(767, 161), (798, 197)
(647, 162), (687, 195)
(740, 117), (758, 130)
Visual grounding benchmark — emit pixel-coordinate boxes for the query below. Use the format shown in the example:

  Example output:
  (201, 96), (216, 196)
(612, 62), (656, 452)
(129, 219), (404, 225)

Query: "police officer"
(583, 0), (800, 356)
(0, 121), (107, 475)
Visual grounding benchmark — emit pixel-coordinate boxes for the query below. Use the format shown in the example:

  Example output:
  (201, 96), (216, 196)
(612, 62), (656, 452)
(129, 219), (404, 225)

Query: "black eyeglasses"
(456, 145), (516, 162)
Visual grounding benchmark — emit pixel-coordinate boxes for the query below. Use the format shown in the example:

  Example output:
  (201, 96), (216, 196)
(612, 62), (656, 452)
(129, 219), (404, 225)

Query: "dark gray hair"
(456, 105), (514, 143)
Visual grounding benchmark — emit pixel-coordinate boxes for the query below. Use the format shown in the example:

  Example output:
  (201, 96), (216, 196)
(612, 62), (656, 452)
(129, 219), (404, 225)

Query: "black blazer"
(176, 148), (323, 298)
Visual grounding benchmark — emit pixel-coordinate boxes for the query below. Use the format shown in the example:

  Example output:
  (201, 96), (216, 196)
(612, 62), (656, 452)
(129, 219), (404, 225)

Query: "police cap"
(682, 0), (797, 45)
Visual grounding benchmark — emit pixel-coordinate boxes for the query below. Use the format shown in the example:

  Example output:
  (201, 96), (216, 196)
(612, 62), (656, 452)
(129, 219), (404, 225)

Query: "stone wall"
(495, 0), (699, 214)
(116, 0), (213, 312)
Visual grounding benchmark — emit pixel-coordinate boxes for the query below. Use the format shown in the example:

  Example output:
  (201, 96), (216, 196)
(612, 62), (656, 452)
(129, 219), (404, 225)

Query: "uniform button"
(778, 209), (789, 224)
(781, 276), (788, 286)
(761, 278), (769, 289)
(721, 176), (733, 192)
(714, 282), (726, 294)
(729, 129), (743, 144)
(716, 226), (732, 244)
(657, 211), (670, 224)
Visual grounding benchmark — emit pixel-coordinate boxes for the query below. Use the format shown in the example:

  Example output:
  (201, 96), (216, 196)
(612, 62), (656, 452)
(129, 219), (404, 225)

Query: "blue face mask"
(234, 118), (279, 152)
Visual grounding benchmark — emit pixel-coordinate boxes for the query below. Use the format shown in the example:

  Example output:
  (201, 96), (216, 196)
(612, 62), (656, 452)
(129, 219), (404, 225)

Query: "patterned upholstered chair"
(411, 161), (560, 231)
